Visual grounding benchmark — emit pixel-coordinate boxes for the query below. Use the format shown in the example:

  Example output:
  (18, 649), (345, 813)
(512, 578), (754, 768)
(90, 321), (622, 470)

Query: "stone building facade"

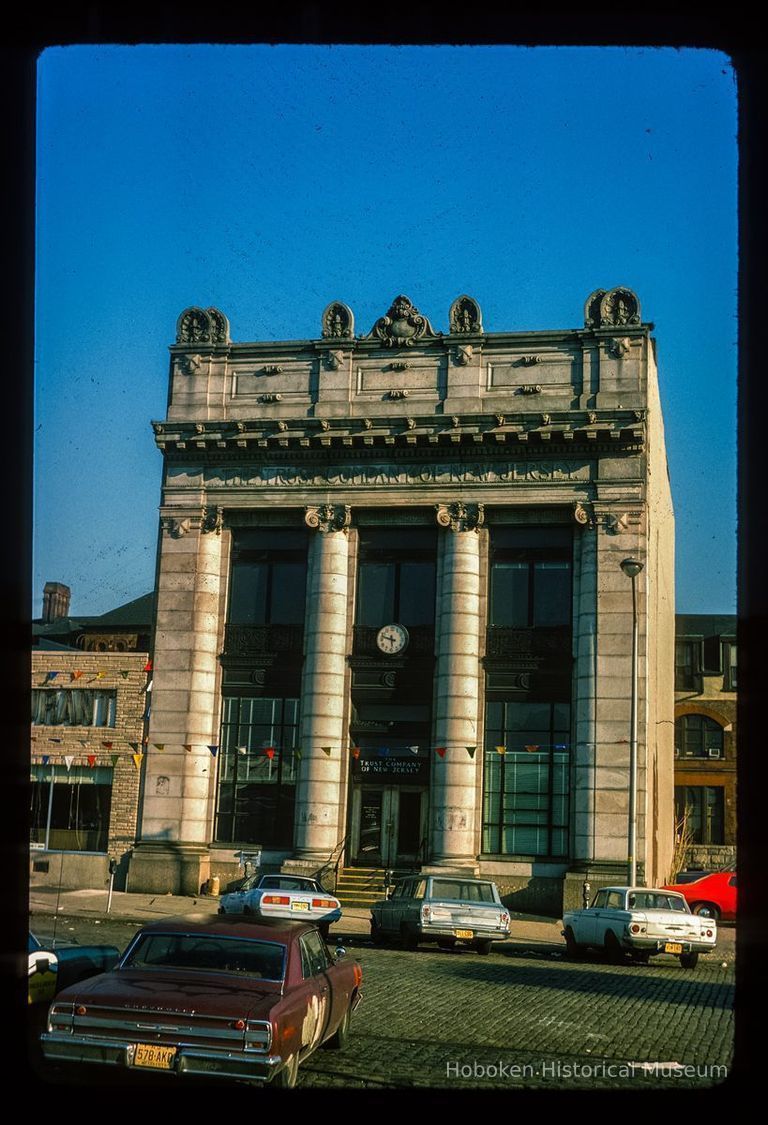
(128, 289), (675, 914)
(30, 649), (148, 890)
(674, 614), (737, 870)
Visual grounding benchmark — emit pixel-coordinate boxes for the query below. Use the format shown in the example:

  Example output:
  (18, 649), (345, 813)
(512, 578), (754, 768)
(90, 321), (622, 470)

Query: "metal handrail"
(314, 833), (349, 888)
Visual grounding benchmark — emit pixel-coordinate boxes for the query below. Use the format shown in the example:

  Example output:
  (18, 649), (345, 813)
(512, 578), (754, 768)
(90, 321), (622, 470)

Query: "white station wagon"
(562, 886), (717, 969)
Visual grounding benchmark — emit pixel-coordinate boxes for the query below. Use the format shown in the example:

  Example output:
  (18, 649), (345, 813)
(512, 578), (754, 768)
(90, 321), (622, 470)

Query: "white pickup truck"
(562, 886), (717, 969)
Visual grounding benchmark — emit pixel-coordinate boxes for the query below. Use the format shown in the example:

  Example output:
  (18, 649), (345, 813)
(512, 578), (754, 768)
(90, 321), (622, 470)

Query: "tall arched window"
(675, 714), (724, 759)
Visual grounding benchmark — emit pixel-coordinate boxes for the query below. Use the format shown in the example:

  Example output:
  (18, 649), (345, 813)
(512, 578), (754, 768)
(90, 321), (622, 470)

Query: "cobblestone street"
(30, 904), (734, 1092)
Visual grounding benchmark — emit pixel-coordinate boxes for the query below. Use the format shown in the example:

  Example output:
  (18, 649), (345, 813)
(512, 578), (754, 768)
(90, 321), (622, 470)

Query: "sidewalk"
(29, 885), (564, 945)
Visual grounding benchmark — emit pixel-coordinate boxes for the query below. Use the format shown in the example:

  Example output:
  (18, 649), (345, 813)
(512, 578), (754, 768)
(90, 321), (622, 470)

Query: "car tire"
(400, 924), (418, 951)
(370, 921), (386, 946)
(679, 952), (699, 970)
(604, 930), (625, 964)
(691, 902), (720, 922)
(475, 940), (493, 956)
(325, 1004), (351, 1050)
(273, 1053), (299, 1088)
(563, 926), (581, 959)
(633, 951), (651, 964)
(242, 905), (252, 915)
(437, 939), (456, 951)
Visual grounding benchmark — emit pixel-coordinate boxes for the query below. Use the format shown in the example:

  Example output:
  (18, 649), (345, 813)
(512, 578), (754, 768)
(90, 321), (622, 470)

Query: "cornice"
(152, 412), (645, 458)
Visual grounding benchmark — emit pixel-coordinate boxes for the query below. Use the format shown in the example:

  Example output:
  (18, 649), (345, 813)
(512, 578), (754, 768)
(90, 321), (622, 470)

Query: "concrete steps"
(335, 866), (414, 908)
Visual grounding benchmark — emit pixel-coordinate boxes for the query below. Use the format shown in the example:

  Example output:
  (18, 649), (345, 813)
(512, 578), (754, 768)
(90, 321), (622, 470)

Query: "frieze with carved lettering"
(195, 460), (594, 489)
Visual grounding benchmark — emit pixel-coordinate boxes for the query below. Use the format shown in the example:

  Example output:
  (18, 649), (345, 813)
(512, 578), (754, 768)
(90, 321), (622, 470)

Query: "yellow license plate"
(134, 1044), (177, 1070)
(455, 929), (474, 939)
(664, 942), (683, 955)
(291, 901), (310, 911)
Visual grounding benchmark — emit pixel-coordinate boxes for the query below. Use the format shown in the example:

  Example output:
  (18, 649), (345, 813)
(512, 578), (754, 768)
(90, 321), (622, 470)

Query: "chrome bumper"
(41, 1032), (281, 1081)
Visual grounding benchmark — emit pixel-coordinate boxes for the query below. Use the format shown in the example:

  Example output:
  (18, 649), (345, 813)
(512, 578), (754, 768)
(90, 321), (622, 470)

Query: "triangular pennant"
(146, 679), (153, 692)
(495, 745), (507, 755)
(265, 747), (276, 760)
(101, 741), (113, 749)
(72, 669), (83, 680)
(237, 745), (248, 756)
(435, 746), (446, 758)
(466, 746), (477, 758)
(321, 746), (332, 757)
(408, 745), (419, 754)
(183, 744), (193, 752)
(351, 746), (361, 760)
(208, 745), (219, 757)
(110, 754), (120, 767)
(79, 740), (89, 747)
(554, 743), (567, 750)
(153, 743), (165, 751)
(45, 671), (59, 682)
(64, 755), (74, 770)
(129, 742), (139, 751)
(143, 660), (153, 672)
(42, 755), (50, 766)
(96, 671), (106, 680)
(142, 708), (151, 721)
(119, 670), (130, 679)
(87, 754), (96, 767)
(524, 744), (539, 753)
(379, 747), (390, 757)
(132, 752), (144, 770)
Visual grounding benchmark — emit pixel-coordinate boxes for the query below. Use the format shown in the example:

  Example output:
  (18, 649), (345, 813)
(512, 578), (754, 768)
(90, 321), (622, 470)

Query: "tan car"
(370, 875), (511, 954)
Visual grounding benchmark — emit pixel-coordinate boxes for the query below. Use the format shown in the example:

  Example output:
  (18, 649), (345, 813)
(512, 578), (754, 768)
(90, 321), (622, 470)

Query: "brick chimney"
(42, 582), (71, 623)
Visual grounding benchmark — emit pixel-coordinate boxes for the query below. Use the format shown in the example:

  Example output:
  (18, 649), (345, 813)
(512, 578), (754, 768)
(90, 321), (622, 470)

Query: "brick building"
(674, 614), (737, 870)
(30, 642), (150, 890)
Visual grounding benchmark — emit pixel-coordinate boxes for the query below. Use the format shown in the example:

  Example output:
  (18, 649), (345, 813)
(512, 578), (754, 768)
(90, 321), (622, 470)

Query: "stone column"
(129, 506), (226, 895)
(429, 502), (483, 870)
(290, 505), (351, 863)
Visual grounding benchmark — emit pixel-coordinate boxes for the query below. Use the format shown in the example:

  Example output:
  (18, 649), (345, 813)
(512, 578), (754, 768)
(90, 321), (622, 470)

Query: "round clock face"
(376, 623), (409, 655)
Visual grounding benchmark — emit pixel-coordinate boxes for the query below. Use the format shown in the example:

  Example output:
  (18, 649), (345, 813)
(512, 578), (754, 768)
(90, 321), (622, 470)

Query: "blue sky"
(34, 45), (737, 617)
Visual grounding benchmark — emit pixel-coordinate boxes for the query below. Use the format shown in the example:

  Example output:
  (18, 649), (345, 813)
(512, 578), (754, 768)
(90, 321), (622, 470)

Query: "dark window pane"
(491, 528), (572, 550)
(398, 562), (436, 625)
(228, 562), (268, 624)
(357, 562), (395, 626)
(270, 562), (307, 624)
(533, 561), (571, 626)
(490, 562), (528, 626)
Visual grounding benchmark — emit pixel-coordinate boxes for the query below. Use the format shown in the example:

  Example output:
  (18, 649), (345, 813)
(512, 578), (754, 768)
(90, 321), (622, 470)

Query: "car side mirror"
(334, 946), (347, 960)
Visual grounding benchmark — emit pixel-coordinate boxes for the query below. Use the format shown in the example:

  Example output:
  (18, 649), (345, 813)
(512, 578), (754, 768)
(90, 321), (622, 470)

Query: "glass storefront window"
(30, 765), (113, 852)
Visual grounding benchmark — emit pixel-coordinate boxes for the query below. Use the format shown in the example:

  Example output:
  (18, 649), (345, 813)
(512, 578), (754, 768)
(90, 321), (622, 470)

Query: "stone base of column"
(127, 842), (211, 896)
(562, 861), (645, 915)
(421, 859), (480, 877)
(281, 857), (331, 881)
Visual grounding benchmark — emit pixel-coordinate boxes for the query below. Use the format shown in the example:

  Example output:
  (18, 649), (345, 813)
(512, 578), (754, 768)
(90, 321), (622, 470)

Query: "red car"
(41, 915), (362, 1087)
(663, 869), (737, 922)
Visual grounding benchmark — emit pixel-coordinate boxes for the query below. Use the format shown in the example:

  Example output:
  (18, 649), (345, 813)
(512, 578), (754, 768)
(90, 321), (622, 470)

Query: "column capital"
(435, 502), (484, 532)
(304, 504), (351, 533)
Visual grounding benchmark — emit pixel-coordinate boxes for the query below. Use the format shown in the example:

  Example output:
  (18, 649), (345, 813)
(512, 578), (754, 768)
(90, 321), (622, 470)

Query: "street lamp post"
(620, 557), (644, 887)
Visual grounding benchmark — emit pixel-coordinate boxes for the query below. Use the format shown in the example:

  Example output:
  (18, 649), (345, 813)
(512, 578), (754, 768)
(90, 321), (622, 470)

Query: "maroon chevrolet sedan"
(41, 915), (362, 1087)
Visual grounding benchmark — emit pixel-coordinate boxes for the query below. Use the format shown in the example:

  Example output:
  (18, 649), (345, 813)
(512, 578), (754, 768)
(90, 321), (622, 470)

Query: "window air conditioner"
(707, 748), (721, 759)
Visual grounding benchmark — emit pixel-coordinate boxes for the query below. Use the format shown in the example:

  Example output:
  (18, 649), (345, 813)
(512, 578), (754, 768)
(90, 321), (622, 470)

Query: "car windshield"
(429, 880), (496, 903)
(121, 933), (286, 980)
(627, 892), (688, 913)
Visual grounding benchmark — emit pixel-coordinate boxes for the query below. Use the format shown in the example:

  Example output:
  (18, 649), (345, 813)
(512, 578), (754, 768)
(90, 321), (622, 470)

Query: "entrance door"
(353, 787), (426, 866)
